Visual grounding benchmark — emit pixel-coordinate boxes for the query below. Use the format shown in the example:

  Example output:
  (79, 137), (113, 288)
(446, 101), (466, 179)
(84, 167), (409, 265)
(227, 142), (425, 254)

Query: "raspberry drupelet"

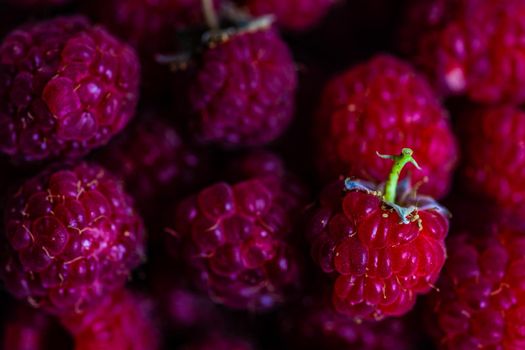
(175, 173), (306, 311)
(315, 55), (458, 199)
(0, 16), (140, 163)
(308, 149), (449, 320)
(0, 162), (145, 315)
(428, 223), (525, 349)
(189, 16), (297, 148)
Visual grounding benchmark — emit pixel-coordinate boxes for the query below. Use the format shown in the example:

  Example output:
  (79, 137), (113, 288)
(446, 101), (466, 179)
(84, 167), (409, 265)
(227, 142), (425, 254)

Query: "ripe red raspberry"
(175, 174), (306, 311)
(0, 162), (145, 315)
(403, 0), (525, 103)
(237, 0), (336, 31)
(307, 149), (449, 320)
(189, 18), (297, 148)
(460, 105), (525, 217)
(428, 223), (525, 349)
(316, 55), (457, 199)
(0, 16), (140, 162)
(182, 334), (254, 350)
(2, 303), (72, 350)
(281, 299), (414, 349)
(61, 289), (159, 350)
(95, 114), (208, 220)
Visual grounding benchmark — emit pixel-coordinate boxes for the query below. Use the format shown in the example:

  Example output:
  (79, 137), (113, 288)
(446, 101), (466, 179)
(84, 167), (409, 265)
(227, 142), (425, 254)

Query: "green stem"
(379, 148), (421, 203)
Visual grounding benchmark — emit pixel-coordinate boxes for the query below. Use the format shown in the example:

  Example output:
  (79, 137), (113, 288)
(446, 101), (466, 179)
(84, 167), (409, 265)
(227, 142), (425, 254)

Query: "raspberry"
(189, 18), (297, 148)
(182, 334), (254, 350)
(307, 149), (449, 320)
(174, 174), (306, 311)
(94, 114), (208, 220)
(2, 303), (72, 350)
(404, 0), (525, 103)
(428, 224), (525, 349)
(61, 289), (159, 350)
(281, 298), (414, 349)
(0, 162), (145, 315)
(0, 16), (140, 162)
(237, 0), (336, 31)
(460, 105), (525, 217)
(316, 55), (457, 199)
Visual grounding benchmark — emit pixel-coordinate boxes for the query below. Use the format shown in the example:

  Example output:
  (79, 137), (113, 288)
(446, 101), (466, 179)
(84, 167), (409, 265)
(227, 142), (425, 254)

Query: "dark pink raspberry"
(95, 114), (208, 219)
(307, 150), (449, 320)
(189, 21), (297, 148)
(182, 334), (254, 350)
(282, 299), (414, 350)
(238, 0), (336, 31)
(460, 105), (525, 217)
(175, 175), (306, 311)
(2, 303), (72, 350)
(0, 162), (145, 315)
(0, 16), (140, 162)
(428, 224), (525, 349)
(61, 289), (159, 350)
(404, 0), (525, 103)
(316, 55), (458, 199)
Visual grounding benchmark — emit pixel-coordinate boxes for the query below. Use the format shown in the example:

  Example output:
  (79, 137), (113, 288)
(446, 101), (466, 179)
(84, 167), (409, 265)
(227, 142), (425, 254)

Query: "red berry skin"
(2, 303), (72, 350)
(281, 299), (414, 350)
(61, 289), (159, 350)
(404, 0), (525, 104)
(460, 105), (525, 217)
(429, 224), (525, 349)
(95, 115), (209, 220)
(307, 181), (449, 320)
(240, 0), (335, 31)
(0, 16), (140, 163)
(0, 162), (145, 315)
(175, 176), (306, 311)
(316, 55), (458, 199)
(189, 27), (297, 148)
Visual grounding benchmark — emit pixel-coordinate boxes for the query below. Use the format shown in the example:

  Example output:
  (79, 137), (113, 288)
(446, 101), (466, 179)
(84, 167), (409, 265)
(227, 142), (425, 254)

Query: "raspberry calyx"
(344, 148), (444, 224)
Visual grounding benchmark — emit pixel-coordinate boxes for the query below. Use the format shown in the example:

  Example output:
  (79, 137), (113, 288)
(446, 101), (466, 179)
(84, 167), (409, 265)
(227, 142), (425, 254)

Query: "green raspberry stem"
(379, 148), (421, 204)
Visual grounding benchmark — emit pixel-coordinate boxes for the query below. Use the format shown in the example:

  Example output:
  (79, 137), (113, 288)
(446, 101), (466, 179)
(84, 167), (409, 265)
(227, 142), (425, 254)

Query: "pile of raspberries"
(0, 0), (523, 349)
